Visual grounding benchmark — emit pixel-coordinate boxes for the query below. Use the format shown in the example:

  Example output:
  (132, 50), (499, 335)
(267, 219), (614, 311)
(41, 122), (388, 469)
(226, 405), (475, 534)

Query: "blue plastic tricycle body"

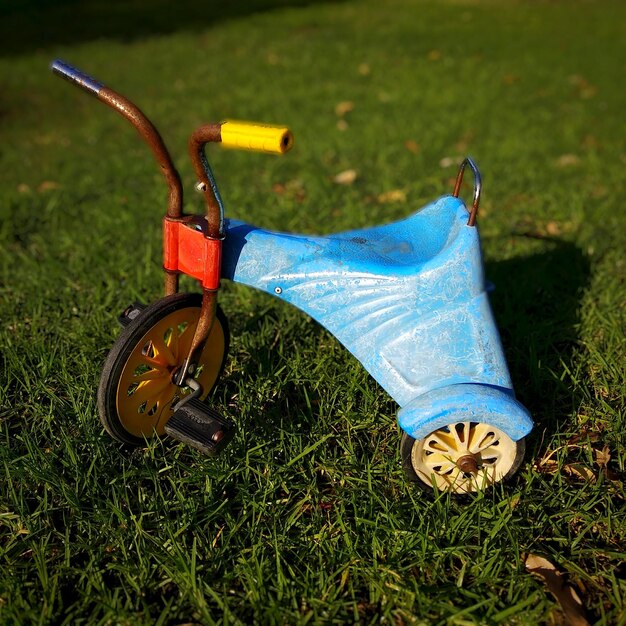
(221, 194), (533, 442)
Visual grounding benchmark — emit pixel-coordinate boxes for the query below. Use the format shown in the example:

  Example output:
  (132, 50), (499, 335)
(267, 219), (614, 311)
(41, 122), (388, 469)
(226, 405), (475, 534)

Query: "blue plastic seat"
(223, 195), (466, 279)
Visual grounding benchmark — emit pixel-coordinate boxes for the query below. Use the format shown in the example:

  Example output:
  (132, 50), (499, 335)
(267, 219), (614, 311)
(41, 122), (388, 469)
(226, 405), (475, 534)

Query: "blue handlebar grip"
(51, 59), (103, 96)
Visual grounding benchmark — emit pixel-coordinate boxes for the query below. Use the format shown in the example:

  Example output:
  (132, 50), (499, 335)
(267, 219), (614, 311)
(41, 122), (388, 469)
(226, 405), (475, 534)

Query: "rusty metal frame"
(51, 60), (226, 389)
(173, 124), (228, 386)
(452, 157), (482, 227)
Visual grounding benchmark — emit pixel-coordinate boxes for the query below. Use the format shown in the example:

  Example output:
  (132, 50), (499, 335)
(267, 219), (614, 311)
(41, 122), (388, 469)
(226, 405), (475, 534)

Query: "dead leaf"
(525, 554), (590, 626)
(593, 445), (611, 468)
(378, 189), (407, 204)
(562, 463), (596, 482)
(37, 180), (61, 192)
(534, 436), (622, 484)
(358, 63), (371, 76)
(336, 119), (349, 131)
(545, 221), (561, 236)
(508, 493), (521, 510)
(569, 74), (597, 99)
(17, 183), (31, 193)
(404, 140), (420, 154)
(427, 50), (442, 61)
(439, 157), (455, 168)
(333, 169), (358, 185)
(502, 73), (520, 85)
(581, 134), (600, 150)
(567, 430), (601, 445)
(335, 101), (354, 116)
(536, 459), (559, 475)
(555, 154), (581, 167)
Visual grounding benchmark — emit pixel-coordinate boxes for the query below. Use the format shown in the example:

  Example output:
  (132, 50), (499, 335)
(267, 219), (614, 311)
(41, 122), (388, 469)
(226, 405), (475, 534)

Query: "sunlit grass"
(1, 0), (625, 623)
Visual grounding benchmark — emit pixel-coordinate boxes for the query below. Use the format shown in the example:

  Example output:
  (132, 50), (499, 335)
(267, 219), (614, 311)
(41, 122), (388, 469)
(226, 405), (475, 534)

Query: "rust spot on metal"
(189, 124), (223, 239)
(98, 88), (183, 220)
(175, 289), (217, 386)
(163, 270), (179, 296)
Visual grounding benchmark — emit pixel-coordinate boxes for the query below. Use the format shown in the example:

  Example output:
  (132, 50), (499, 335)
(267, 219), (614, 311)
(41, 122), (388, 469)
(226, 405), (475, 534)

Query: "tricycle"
(51, 60), (533, 495)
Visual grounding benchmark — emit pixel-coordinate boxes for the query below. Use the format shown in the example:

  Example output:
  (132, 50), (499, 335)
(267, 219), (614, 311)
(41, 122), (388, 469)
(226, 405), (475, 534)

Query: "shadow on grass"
(487, 238), (590, 440)
(0, 0), (346, 57)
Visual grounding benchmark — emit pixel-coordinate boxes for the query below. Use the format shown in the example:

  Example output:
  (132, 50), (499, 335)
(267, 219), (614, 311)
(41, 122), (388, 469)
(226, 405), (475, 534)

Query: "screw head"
(457, 454), (479, 475)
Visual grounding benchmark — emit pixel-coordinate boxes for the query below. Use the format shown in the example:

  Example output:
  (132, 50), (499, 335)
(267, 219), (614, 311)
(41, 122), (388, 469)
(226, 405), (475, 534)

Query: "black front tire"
(97, 293), (229, 446)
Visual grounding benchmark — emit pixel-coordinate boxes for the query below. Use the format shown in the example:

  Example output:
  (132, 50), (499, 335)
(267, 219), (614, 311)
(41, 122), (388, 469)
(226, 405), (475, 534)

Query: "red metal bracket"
(163, 218), (222, 291)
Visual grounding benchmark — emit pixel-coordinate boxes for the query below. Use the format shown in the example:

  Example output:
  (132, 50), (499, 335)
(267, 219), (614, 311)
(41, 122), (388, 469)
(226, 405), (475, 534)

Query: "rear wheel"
(97, 293), (228, 446)
(401, 422), (525, 494)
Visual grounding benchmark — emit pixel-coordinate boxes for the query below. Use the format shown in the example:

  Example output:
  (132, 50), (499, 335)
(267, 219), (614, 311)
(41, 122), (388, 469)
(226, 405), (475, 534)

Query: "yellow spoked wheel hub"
(114, 305), (225, 439)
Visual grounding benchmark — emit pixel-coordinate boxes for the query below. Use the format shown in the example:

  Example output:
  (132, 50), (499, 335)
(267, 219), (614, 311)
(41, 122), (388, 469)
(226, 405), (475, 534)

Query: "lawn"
(1, 0), (625, 623)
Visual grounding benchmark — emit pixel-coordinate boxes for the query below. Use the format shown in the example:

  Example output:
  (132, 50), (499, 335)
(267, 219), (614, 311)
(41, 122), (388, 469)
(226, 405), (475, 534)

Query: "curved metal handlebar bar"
(51, 59), (184, 220)
(51, 60), (103, 95)
(189, 121), (294, 239)
(452, 157), (482, 227)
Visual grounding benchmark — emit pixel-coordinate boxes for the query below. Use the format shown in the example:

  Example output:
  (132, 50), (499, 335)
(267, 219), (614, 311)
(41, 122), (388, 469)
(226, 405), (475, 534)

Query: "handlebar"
(51, 59), (184, 221)
(188, 121), (293, 239)
(51, 58), (294, 239)
(51, 60), (103, 96)
(220, 121), (293, 154)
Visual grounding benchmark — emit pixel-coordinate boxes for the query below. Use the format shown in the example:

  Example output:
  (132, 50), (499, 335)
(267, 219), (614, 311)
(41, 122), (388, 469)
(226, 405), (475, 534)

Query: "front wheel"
(401, 422), (525, 494)
(97, 293), (229, 446)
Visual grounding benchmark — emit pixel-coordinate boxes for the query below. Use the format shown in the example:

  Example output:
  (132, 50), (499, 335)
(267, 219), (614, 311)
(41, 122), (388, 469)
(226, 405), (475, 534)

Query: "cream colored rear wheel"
(401, 422), (525, 494)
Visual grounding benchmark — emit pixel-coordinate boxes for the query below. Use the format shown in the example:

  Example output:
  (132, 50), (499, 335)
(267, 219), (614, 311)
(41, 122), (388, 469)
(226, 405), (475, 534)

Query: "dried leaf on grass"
(534, 432), (619, 484)
(333, 169), (358, 185)
(377, 189), (406, 204)
(524, 554), (590, 626)
(404, 139), (420, 154)
(272, 179), (306, 202)
(569, 74), (598, 99)
(335, 101), (354, 116)
(593, 445), (611, 468)
(555, 154), (581, 167)
(545, 221), (562, 236)
(37, 180), (61, 192)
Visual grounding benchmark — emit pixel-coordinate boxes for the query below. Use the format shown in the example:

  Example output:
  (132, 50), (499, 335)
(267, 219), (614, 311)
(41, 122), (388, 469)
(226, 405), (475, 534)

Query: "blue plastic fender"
(397, 383), (534, 442)
(222, 195), (533, 443)
(222, 197), (513, 404)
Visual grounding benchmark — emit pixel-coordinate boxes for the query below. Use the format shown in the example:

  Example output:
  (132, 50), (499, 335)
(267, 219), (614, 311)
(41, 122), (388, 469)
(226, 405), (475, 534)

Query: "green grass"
(1, 0), (626, 623)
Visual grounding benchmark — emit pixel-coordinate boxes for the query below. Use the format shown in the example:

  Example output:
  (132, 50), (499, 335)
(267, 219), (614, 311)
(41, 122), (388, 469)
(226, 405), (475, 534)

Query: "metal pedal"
(118, 302), (147, 327)
(165, 398), (236, 456)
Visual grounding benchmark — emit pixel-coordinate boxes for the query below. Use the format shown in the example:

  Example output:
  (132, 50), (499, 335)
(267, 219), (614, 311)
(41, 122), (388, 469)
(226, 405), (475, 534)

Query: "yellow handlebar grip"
(220, 121), (294, 154)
